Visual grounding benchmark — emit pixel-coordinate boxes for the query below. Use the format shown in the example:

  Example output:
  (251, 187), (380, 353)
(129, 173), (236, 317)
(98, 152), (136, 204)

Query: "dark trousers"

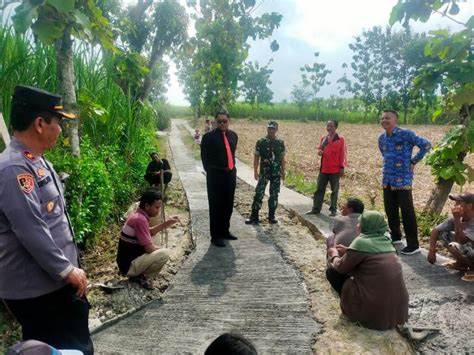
(144, 172), (172, 186)
(251, 175), (281, 217)
(206, 169), (236, 239)
(4, 285), (93, 355)
(383, 186), (418, 248)
(325, 267), (349, 296)
(313, 173), (340, 213)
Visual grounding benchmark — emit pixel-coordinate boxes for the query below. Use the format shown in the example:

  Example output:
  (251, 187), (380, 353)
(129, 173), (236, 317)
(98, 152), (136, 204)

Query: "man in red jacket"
(307, 120), (347, 216)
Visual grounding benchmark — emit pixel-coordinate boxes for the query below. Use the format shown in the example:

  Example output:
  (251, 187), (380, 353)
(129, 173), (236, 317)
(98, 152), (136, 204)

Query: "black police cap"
(12, 85), (75, 119)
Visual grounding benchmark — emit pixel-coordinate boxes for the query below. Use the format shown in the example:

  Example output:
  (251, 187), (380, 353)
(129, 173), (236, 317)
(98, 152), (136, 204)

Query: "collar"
(348, 213), (361, 219)
(10, 137), (30, 151)
(386, 126), (401, 137)
(136, 208), (151, 221)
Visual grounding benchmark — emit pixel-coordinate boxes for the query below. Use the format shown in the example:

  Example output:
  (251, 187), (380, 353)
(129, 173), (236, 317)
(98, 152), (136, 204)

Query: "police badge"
(17, 173), (34, 193)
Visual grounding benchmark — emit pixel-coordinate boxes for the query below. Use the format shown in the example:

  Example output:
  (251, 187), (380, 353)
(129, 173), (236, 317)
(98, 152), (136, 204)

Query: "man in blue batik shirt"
(379, 110), (431, 255)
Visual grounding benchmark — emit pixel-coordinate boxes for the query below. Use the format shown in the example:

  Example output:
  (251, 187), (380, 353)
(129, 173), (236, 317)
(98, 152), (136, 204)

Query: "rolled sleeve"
(0, 166), (73, 280)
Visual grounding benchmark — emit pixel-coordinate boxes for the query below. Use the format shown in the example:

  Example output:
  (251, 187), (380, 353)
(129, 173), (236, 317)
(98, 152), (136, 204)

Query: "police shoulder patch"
(17, 173), (35, 193)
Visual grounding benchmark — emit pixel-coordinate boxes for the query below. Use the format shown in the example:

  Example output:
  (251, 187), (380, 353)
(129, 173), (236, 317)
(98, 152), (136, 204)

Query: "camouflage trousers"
(251, 175), (281, 217)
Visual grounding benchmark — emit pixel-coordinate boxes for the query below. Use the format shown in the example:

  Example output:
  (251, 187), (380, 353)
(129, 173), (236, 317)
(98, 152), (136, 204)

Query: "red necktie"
(222, 131), (234, 171)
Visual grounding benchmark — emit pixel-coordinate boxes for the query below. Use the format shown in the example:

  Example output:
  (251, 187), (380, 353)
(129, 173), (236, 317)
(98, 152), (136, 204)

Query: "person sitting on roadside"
(144, 152), (172, 189)
(116, 190), (179, 290)
(427, 193), (474, 279)
(205, 333), (257, 355)
(194, 129), (201, 144)
(326, 211), (409, 330)
(326, 198), (365, 250)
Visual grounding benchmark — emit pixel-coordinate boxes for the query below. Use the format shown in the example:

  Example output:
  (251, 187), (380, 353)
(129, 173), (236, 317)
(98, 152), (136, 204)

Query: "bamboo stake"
(160, 168), (168, 247)
(0, 112), (11, 149)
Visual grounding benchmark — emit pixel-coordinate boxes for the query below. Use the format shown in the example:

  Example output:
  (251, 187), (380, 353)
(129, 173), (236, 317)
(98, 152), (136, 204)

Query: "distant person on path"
(0, 85), (93, 354)
(326, 198), (364, 250)
(200, 111), (238, 247)
(194, 129), (201, 144)
(326, 211), (409, 330)
(379, 109), (431, 255)
(204, 118), (212, 133)
(427, 193), (474, 277)
(205, 333), (257, 355)
(307, 120), (346, 217)
(245, 121), (286, 225)
(116, 190), (179, 290)
(144, 152), (172, 189)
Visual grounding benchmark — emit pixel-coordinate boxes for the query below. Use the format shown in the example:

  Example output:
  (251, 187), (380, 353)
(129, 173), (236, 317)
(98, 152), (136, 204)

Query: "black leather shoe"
(245, 218), (259, 225)
(211, 238), (226, 247)
(225, 233), (238, 240)
(268, 217), (278, 224)
(305, 210), (320, 215)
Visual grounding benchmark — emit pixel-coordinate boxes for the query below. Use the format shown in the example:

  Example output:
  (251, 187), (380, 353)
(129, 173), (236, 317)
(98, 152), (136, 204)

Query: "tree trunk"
(56, 25), (79, 157)
(423, 178), (454, 215)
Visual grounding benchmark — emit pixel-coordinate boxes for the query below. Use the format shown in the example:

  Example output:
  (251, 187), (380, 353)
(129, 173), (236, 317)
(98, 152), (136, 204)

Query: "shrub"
(47, 137), (113, 246)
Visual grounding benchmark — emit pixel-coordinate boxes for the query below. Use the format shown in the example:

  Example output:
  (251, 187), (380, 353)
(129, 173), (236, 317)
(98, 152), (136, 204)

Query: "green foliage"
(390, 0), (473, 199)
(109, 0), (188, 101)
(169, 105), (193, 118)
(230, 100), (378, 123)
(290, 84), (312, 112)
(46, 133), (154, 247)
(425, 123), (474, 185)
(299, 52), (331, 101)
(47, 138), (113, 246)
(240, 60), (274, 117)
(154, 100), (171, 130)
(416, 210), (447, 238)
(12, 0), (114, 50)
(0, 25), (157, 247)
(179, 0), (282, 114)
(285, 168), (316, 196)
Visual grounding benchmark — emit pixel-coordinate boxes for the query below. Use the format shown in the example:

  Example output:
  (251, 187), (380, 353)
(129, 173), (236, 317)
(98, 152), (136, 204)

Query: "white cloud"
(285, 0), (394, 53)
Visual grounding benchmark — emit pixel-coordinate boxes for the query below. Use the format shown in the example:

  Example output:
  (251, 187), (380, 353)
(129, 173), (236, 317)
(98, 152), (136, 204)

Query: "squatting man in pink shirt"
(116, 190), (180, 290)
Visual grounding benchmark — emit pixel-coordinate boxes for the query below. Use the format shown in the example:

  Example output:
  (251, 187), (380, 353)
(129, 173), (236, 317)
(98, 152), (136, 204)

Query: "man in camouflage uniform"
(245, 121), (286, 224)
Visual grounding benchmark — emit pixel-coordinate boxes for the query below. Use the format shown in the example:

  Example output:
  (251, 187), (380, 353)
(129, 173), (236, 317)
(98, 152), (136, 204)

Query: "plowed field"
(231, 120), (473, 211)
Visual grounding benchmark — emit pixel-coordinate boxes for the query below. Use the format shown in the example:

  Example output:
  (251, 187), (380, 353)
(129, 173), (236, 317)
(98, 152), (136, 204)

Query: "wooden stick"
(0, 112), (11, 149)
(160, 168), (168, 247)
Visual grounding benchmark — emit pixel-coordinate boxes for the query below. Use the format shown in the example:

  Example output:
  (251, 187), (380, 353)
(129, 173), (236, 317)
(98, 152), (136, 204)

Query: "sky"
(164, 0), (471, 105)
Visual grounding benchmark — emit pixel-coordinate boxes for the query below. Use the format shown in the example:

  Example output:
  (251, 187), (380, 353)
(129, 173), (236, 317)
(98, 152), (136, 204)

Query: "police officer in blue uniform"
(0, 85), (93, 354)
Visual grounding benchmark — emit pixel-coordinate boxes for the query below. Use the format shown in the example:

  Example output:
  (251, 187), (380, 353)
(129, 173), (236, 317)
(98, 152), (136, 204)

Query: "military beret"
(267, 121), (278, 129)
(12, 85), (75, 119)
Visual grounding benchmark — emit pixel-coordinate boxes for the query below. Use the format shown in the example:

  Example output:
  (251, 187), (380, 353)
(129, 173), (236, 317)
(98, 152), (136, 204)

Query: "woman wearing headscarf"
(326, 211), (409, 330)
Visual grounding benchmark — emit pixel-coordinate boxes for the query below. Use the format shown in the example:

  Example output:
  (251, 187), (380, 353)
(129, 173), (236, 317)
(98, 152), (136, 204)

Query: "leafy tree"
(300, 52), (331, 102)
(185, 0), (282, 114)
(337, 27), (387, 120)
(176, 40), (204, 119)
(240, 60), (274, 118)
(108, 0), (188, 102)
(12, 0), (114, 156)
(390, 0), (474, 214)
(290, 83), (312, 113)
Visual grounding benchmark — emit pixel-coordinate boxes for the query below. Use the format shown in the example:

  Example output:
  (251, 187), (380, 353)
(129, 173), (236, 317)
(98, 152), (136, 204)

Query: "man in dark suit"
(200, 111), (238, 247)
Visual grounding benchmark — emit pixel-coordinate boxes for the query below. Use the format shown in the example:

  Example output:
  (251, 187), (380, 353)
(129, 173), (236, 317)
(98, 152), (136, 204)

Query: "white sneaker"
(400, 246), (420, 255)
(392, 240), (403, 245)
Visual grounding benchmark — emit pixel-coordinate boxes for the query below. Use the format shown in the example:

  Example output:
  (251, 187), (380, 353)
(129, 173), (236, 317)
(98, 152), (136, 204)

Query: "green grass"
(180, 129), (201, 160)
(284, 168), (316, 195)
